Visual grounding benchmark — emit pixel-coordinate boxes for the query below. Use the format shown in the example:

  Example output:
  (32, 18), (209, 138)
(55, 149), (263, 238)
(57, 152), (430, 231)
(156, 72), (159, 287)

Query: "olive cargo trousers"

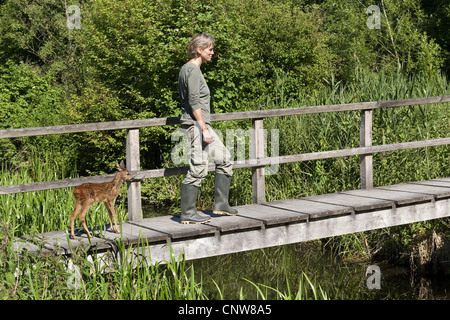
(182, 123), (233, 187)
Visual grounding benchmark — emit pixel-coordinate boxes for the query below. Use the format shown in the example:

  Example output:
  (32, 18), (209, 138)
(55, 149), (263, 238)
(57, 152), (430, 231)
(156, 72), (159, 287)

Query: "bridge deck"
(13, 177), (450, 261)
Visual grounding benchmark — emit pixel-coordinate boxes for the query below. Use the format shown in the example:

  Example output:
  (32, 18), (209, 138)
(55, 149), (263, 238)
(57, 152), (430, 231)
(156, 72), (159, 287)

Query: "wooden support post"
(360, 109), (373, 189)
(126, 129), (142, 221)
(251, 118), (265, 203)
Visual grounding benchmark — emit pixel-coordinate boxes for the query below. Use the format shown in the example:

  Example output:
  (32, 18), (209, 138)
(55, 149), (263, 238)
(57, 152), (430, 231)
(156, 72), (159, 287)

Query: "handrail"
(1, 95), (449, 221)
(2, 137), (447, 195)
(1, 95), (449, 139)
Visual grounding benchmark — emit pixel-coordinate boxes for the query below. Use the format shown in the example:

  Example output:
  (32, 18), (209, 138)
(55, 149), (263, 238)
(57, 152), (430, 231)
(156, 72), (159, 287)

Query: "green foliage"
(244, 272), (329, 300)
(322, 0), (444, 80)
(63, 0), (335, 173)
(0, 231), (207, 300)
(0, 0), (85, 93)
(0, 60), (72, 167)
(206, 0), (333, 103)
(0, 61), (65, 129)
(1, 0), (448, 175)
(421, 0), (450, 75)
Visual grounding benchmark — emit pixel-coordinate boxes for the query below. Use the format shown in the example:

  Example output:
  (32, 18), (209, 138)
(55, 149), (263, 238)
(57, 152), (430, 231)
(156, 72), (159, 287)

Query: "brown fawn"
(70, 160), (133, 240)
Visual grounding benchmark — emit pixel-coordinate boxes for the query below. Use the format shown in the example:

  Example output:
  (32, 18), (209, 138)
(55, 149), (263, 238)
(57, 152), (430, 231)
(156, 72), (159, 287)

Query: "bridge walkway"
(13, 177), (450, 262)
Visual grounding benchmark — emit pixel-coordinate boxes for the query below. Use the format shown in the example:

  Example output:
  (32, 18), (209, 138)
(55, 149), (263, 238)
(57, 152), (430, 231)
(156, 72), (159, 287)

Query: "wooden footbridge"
(12, 177), (450, 262)
(2, 95), (449, 262)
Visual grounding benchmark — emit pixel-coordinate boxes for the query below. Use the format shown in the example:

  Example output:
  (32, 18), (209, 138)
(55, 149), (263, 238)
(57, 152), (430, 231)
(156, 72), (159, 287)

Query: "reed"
(0, 153), (128, 237)
(0, 226), (206, 300)
(244, 272), (329, 300)
(261, 70), (449, 201)
(1, 225), (326, 300)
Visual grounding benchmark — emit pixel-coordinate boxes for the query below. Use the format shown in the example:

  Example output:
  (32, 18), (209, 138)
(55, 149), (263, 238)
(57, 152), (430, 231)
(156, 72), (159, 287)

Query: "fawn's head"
(116, 160), (133, 182)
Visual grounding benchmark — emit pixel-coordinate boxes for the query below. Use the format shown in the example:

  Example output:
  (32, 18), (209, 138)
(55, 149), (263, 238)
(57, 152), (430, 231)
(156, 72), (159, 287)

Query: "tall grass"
(260, 70), (449, 201)
(1, 225), (328, 300)
(0, 225), (206, 300)
(244, 273), (329, 300)
(0, 153), (128, 237)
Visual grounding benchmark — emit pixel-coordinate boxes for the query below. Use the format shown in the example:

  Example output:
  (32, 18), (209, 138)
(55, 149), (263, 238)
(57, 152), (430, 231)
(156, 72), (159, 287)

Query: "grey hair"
(188, 33), (215, 58)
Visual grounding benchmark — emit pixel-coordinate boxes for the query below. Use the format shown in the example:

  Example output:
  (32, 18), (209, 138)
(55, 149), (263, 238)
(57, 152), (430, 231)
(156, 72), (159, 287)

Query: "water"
(189, 243), (450, 300)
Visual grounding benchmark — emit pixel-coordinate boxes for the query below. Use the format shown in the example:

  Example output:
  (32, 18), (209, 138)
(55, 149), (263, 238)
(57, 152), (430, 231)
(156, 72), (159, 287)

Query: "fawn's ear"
(118, 160), (125, 170)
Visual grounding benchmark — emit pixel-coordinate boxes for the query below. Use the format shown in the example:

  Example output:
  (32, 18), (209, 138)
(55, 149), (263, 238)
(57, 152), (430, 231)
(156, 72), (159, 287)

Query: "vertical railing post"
(126, 128), (142, 221)
(360, 109), (373, 189)
(251, 118), (265, 203)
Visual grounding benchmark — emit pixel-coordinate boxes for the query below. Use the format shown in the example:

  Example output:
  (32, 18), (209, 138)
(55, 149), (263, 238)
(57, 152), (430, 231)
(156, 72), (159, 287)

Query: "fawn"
(70, 160), (133, 240)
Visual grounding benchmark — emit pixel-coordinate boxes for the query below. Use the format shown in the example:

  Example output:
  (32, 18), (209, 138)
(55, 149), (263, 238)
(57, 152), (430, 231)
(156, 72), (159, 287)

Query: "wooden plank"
(118, 138), (450, 176)
(234, 139), (450, 172)
(130, 215), (217, 240)
(264, 138), (450, 166)
(203, 211), (264, 233)
(0, 117), (181, 139)
(360, 109), (373, 189)
(265, 198), (353, 219)
(126, 128), (142, 222)
(236, 204), (308, 225)
(1, 139), (448, 195)
(303, 193), (394, 212)
(95, 222), (168, 245)
(1, 95), (448, 139)
(409, 179), (450, 188)
(341, 188), (434, 206)
(378, 183), (450, 199)
(143, 199), (450, 262)
(0, 174), (115, 195)
(211, 95), (450, 122)
(13, 238), (52, 256)
(251, 118), (266, 204)
(22, 230), (115, 255)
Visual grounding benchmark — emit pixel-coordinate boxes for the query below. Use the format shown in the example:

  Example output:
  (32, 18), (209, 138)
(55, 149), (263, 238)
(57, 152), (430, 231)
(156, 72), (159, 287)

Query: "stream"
(189, 243), (450, 300)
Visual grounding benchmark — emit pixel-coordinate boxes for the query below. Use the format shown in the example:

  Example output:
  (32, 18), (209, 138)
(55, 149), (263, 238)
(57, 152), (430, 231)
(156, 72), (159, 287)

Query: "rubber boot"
(180, 183), (211, 224)
(213, 173), (238, 216)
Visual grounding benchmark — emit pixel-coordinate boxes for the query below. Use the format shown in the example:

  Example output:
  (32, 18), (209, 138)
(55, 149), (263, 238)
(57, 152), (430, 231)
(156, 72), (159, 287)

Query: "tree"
(0, 60), (69, 166)
(421, 0), (450, 76)
(321, 0), (444, 80)
(0, 0), (85, 94)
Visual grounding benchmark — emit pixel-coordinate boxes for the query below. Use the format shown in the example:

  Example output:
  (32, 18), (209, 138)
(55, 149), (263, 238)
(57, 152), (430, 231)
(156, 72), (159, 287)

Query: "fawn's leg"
(70, 201), (82, 239)
(79, 201), (94, 238)
(105, 201), (120, 233)
(104, 201), (114, 232)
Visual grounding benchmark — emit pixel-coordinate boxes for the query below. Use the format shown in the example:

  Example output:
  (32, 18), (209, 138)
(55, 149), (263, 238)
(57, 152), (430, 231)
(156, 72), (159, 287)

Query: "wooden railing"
(1, 95), (449, 221)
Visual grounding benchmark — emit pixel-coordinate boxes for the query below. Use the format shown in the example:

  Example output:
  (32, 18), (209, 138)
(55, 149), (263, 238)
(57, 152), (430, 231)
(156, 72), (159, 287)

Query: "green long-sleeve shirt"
(178, 63), (210, 126)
